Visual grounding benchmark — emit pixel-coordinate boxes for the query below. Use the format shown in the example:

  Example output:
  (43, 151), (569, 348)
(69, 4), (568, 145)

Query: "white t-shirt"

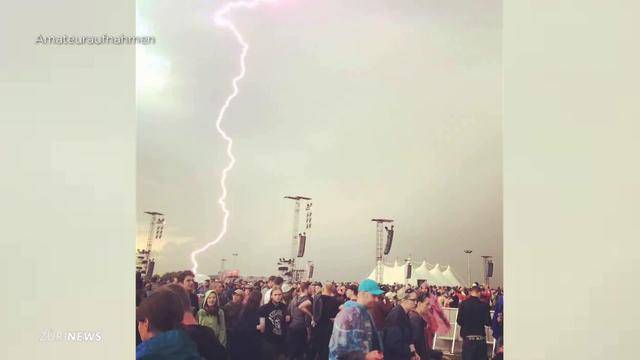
(262, 288), (272, 305)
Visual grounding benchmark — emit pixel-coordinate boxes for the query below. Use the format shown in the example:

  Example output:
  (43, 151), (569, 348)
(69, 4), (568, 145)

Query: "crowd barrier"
(432, 307), (496, 355)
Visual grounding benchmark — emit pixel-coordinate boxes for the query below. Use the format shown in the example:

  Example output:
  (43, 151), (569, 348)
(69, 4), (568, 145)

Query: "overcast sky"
(136, 0), (502, 284)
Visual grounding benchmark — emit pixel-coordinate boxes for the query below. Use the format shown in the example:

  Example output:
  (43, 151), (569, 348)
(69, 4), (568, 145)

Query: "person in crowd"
(491, 293), (503, 340)
(437, 291), (446, 308)
(198, 279), (211, 295)
(223, 278), (236, 301)
(209, 281), (229, 307)
(368, 291), (392, 340)
(136, 272), (146, 346)
(136, 290), (202, 360)
(448, 291), (460, 308)
(262, 276), (277, 304)
(313, 282), (324, 297)
(409, 293), (443, 360)
(382, 288), (420, 360)
(479, 286), (491, 305)
(383, 291), (397, 308)
(417, 282), (450, 350)
(258, 287), (288, 359)
(282, 282), (295, 305)
(223, 289), (244, 331)
(311, 282), (341, 360)
(336, 284), (348, 304)
(345, 284), (359, 302)
(493, 335), (504, 360)
(198, 290), (227, 348)
(329, 279), (385, 360)
(263, 276), (284, 305)
(229, 290), (263, 360)
(178, 270), (199, 317)
(243, 284), (254, 301)
(491, 293), (504, 359)
(456, 283), (492, 360)
(159, 284), (227, 360)
(287, 282), (313, 360)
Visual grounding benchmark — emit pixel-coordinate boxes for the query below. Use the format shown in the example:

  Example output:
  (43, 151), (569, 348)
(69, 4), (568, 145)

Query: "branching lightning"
(191, 0), (274, 275)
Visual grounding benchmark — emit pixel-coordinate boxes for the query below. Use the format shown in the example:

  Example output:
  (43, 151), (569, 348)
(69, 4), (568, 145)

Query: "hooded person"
(198, 289), (227, 348)
(136, 290), (201, 360)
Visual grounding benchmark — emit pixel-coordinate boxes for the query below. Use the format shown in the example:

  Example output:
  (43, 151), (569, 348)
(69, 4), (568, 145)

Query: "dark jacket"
(184, 324), (227, 360)
(382, 305), (414, 360)
(136, 329), (201, 360)
(229, 308), (261, 359)
(223, 301), (243, 331)
(408, 311), (427, 359)
(456, 296), (491, 337)
(491, 295), (503, 339)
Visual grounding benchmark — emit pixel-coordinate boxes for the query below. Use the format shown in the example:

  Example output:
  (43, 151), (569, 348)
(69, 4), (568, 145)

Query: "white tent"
(367, 260), (464, 286)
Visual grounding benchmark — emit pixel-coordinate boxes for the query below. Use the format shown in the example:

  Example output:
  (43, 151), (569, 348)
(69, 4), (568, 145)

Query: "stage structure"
(405, 256), (413, 285)
(481, 255), (494, 287)
(282, 195), (312, 281)
(464, 249), (473, 286)
(136, 211), (165, 280)
(307, 261), (315, 280)
(371, 218), (394, 283)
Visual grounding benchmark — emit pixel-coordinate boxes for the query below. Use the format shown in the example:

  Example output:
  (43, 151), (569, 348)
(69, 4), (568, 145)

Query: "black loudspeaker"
(406, 263), (412, 279)
(146, 260), (155, 279)
(384, 226), (394, 255)
(384, 238), (393, 255)
(297, 233), (306, 257)
(308, 265), (314, 279)
(486, 261), (494, 278)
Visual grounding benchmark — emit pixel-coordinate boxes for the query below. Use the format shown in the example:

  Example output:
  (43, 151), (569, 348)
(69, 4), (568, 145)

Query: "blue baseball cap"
(358, 279), (384, 295)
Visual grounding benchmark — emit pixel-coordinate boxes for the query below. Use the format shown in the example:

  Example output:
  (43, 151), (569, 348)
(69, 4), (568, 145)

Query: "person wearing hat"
(282, 282), (295, 305)
(329, 279), (385, 360)
(223, 289), (244, 331)
(456, 283), (492, 360)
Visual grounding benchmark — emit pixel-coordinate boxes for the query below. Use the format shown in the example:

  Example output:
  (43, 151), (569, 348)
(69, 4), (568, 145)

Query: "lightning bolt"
(191, 0), (274, 275)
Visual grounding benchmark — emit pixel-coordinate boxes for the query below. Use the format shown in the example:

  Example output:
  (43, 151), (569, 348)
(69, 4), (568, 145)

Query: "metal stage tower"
(284, 195), (312, 281)
(137, 211), (165, 280)
(481, 255), (493, 287)
(464, 249), (473, 286)
(371, 218), (393, 283)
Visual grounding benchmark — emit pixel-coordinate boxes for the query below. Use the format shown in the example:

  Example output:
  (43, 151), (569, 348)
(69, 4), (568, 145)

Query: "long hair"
(241, 290), (262, 317)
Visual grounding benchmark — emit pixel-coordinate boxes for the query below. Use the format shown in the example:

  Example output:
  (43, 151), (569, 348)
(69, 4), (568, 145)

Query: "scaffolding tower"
(371, 218), (393, 284)
(137, 211), (165, 280)
(284, 195), (312, 281)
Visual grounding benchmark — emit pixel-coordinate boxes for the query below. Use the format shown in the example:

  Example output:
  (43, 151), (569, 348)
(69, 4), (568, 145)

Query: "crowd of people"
(135, 271), (504, 360)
